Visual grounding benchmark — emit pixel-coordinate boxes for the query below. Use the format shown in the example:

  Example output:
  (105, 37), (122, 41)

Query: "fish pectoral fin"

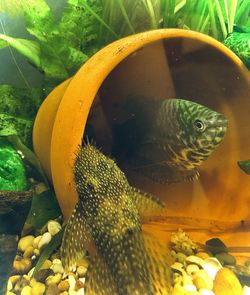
(142, 231), (173, 295)
(60, 200), (91, 271)
(130, 187), (167, 220)
(85, 255), (118, 295)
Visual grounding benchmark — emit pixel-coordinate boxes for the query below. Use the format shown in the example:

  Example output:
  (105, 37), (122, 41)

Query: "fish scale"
(113, 97), (228, 183)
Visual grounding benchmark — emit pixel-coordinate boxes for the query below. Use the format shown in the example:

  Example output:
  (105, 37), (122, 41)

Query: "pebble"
(77, 265), (87, 277)
(20, 285), (32, 295)
(35, 269), (54, 283)
(13, 258), (32, 274)
(75, 279), (85, 290)
(186, 255), (204, 266)
(59, 292), (69, 295)
(18, 235), (35, 252)
(213, 267), (242, 295)
(34, 248), (40, 256)
(45, 284), (60, 295)
(6, 292), (16, 295)
(171, 262), (185, 274)
(205, 238), (227, 254)
(23, 245), (34, 258)
(9, 275), (21, 286)
(51, 258), (64, 274)
(7, 279), (13, 291)
(68, 274), (76, 291)
(186, 264), (200, 276)
(172, 284), (186, 295)
(201, 257), (223, 279)
(193, 270), (213, 290)
(176, 252), (187, 264)
(199, 289), (215, 295)
(38, 232), (52, 250)
(41, 259), (53, 270)
(31, 282), (46, 295)
(242, 285), (250, 295)
(33, 235), (42, 248)
(76, 289), (84, 295)
(215, 252), (236, 266)
(196, 252), (211, 260)
(58, 280), (70, 291)
(48, 220), (62, 236)
(46, 273), (62, 286)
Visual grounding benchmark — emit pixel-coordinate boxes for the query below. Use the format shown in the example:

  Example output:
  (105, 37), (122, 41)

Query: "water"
(0, 0), (249, 294)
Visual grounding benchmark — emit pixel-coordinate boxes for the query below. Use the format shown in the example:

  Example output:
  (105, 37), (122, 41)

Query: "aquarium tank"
(0, 0), (249, 294)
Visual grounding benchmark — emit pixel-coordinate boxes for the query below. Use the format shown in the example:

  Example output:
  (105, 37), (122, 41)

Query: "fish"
(113, 97), (228, 184)
(61, 144), (172, 295)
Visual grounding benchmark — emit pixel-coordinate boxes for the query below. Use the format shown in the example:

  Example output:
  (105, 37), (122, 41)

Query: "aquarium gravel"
(5, 224), (250, 295)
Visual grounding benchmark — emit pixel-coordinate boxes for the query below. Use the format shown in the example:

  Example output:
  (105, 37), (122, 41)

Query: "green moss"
(0, 138), (28, 191)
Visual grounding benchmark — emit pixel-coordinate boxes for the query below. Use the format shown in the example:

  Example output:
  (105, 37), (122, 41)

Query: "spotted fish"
(113, 97), (228, 183)
(61, 144), (172, 295)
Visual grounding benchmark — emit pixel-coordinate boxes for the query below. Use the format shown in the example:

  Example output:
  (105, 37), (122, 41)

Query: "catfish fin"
(142, 231), (173, 295)
(85, 255), (118, 295)
(130, 187), (167, 220)
(61, 200), (91, 271)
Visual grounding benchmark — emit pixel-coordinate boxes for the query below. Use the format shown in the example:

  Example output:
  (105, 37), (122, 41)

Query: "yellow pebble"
(23, 246), (34, 258)
(13, 258), (32, 274)
(196, 252), (211, 259)
(58, 280), (70, 291)
(18, 236), (34, 252)
(40, 259), (52, 270)
(213, 268), (242, 295)
(31, 282), (46, 295)
(20, 285), (32, 295)
(172, 284), (186, 295)
(9, 275), (21, 285)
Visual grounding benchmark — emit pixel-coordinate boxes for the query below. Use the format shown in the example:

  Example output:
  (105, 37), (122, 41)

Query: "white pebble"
(199, 289), (215, 295)
(47, 220), (62, 236)
(68, 274), (76, 291)
(243, 285), (250, 295)
(183, 284), (197, 292)
(200, 257), (222, 280)
(38, 232), (52, 250)
(76, 288), (85, 295)
(18, 236), (34, 252)
(79, 277), (86, 285)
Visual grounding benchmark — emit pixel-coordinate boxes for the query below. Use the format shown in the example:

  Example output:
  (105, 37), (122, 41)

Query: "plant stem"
(229, 0), (238, 33)
(142, 0), (158, 29)
(215, 0), (228, 39)
(82, 0), (119, 39)
(208, 0), (218, 39)
(117, 0), (135, 33)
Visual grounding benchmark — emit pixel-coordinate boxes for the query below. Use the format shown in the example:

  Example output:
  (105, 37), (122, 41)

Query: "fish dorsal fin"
(143, 231), (173, 295)
(61, 200), (91, 271)
(85, 255), (118, 295)
(130, 187), (167, 220)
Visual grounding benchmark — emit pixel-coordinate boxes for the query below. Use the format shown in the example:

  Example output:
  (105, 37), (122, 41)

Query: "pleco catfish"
(113, 97), (228, 183)
(61, 144), (172, 295)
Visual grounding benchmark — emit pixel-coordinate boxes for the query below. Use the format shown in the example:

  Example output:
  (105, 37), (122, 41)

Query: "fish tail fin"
(60, 200), (90, 271)
(85, 255), (118, 295)
(142, 231), (173, 294)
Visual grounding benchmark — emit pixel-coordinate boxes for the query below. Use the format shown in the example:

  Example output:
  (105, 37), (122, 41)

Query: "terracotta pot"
(33, 29), (250, 260)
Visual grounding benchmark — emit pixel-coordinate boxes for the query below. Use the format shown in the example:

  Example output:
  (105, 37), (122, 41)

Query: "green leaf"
(20, 0), (58, 42)
(0, 34), (41, 68)
(33, 227), (64, 279)
(238, 160), (250, 174)
(0, 40), (8, 49)
(7, 135), (49, 187)
(26, 189), (61, 229)
(0, 138), (28, 191)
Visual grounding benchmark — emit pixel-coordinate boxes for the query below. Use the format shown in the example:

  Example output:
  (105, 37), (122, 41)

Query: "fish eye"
(194, 119), (206, 132)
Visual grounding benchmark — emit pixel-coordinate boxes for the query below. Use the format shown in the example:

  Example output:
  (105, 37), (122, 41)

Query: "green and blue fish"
(61, 144), (172, 295)
(114, 97), (228, 183)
